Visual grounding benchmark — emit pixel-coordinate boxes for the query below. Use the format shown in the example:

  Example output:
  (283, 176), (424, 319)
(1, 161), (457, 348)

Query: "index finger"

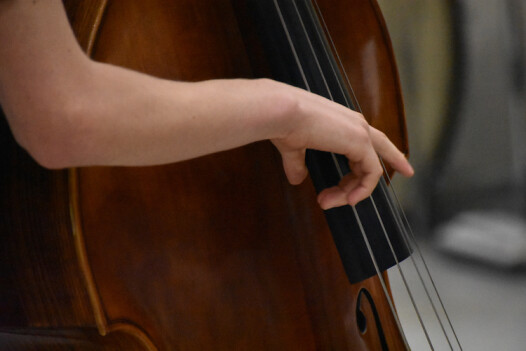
(369, 127), (414, 177)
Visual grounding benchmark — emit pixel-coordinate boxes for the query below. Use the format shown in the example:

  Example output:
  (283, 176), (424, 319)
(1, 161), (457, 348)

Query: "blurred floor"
(389, 240), (526, 350)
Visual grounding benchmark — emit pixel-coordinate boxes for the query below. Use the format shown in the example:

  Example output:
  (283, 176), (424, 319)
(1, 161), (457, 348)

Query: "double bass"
(0, 0), (459, 349)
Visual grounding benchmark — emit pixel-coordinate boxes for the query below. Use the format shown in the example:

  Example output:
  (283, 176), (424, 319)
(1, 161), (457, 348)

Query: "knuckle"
(355, 116), (369, 129)
(351, 123), (370, 144)
(373, 163), (383, 179)
(375, 164), (383, 177)
(375, 130), (388, 142)
(353, 111), (366, 121)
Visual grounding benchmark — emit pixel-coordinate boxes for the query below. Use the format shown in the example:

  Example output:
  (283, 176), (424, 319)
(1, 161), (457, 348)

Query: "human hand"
(269, 83), (413, 210)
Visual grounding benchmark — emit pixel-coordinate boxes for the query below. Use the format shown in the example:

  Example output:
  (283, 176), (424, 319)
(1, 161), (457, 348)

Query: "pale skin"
(0, 0), (413, 209)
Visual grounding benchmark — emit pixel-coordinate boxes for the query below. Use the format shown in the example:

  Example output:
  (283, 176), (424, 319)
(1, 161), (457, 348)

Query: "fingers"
(316, 129), (413, 209)
(369, 127), (414, 177)
(316, 128), (413, 209)
(270, 85), (413, 210)
(316, 158), (382, 209)
(317, 173), (360, 209)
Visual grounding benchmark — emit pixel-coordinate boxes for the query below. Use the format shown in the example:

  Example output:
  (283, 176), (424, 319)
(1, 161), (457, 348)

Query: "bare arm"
(0, 0), (413, 209)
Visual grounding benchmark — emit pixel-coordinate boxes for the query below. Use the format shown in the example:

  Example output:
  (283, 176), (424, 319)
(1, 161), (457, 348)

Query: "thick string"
(309, 0), (463, 349)
(273, 0), (412, 347)
(302, 1), (435, 348)
(298, 5), (435, 347)
(288, 2), (418, 348)
(380, 169), (463, 350)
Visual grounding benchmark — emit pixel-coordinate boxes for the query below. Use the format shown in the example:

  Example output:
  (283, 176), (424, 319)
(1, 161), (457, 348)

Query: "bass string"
(376, 172), (452, 350)
(286, 4), (445, 349)
(297, 3), (437, 348)
(287, 0), (422, 348)
(307, 0), (453, 347)
(272, 0), (411, 348)
(285, 0), (463, 348)
(310, 1), (464, 347)
(309, 0), (463, 349)
(303, 0), (439, 348)
(272, 0), (390, 312)
(380, 167), (463, 350)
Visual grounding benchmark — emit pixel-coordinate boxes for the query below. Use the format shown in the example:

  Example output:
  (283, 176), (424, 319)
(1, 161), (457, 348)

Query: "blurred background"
(376, 0), (526, 349)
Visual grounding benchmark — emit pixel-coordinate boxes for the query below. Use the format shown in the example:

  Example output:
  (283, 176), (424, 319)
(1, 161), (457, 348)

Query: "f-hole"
(356, 288), (390, 351)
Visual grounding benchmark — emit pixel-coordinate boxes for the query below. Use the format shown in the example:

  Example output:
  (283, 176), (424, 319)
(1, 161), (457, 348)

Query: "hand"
(269, 83), (413, 210)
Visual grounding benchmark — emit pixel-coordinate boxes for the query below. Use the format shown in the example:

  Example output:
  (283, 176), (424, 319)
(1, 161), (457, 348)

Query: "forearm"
(0, 0), (291, 168)
(37, 64), (291, 168)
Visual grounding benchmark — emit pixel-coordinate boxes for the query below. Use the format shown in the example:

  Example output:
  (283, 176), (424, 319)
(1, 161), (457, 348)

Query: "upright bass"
(0, 0), (427, 349)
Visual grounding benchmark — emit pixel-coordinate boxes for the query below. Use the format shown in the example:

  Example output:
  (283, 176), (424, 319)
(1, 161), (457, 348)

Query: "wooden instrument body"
(0, 0), (408, 349)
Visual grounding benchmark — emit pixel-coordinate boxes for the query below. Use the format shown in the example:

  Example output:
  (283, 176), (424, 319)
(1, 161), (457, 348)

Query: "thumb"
(279, 148), (308, 185)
